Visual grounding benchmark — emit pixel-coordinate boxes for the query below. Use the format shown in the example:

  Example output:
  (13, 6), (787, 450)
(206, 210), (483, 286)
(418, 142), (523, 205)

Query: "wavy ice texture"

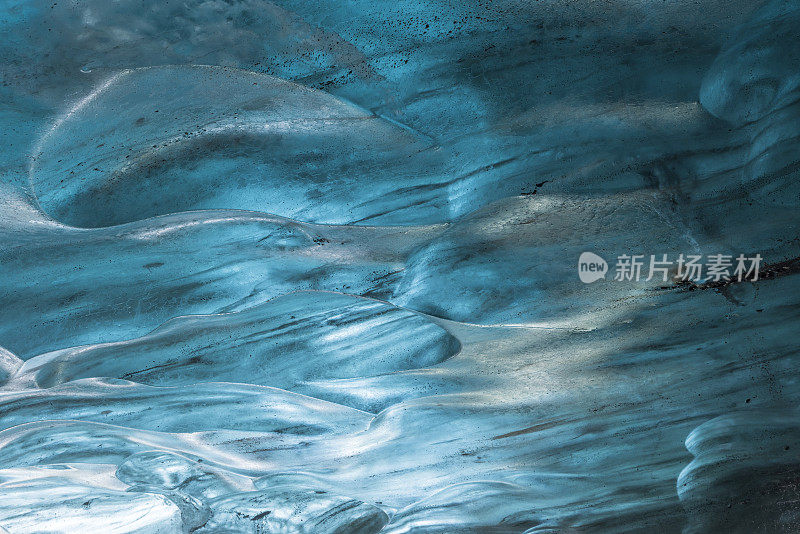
(10, 291), (459, 390)
(193, 489), (389, 533)
(0, 476), (183, 534)
(1, 0), (800, 532)
(678, 411), (800, 533)
(0, 210), (443, 358)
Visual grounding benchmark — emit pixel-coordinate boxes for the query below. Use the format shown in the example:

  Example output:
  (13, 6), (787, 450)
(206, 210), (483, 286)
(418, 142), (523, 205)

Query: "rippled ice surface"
(1, 0), (800, 532)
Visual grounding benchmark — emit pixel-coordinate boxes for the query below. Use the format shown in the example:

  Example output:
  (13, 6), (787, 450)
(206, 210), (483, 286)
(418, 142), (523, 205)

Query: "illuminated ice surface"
(1, 0), (799, 532)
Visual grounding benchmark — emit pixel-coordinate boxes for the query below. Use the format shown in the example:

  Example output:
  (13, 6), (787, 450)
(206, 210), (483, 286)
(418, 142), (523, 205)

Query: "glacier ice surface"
(1, 0), (800, 532)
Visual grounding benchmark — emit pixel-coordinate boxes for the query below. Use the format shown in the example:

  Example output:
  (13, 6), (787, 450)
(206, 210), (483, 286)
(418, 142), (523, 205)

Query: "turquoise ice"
(1, 0), (799, 531)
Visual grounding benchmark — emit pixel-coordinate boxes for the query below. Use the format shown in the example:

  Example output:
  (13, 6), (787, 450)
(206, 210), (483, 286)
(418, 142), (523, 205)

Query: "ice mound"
(393, 192), (706, 324)
(31, 65), (448, 227)
(700, 1), (800, 126)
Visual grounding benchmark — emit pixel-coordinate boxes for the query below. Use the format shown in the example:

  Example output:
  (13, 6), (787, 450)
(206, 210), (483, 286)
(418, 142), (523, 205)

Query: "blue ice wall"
(1, 0), (800, 532)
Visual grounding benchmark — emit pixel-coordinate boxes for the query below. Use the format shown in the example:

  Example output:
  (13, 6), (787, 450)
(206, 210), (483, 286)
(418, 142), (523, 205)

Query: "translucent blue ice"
(1, 0), (799, 531)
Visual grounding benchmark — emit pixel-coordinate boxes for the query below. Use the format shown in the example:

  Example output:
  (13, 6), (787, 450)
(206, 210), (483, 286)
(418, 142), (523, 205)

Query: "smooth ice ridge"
(30, 65), (448, 228)
(1, 0), (800, 531)
(9, 291), (459, 394)
(0, 379), (374, 435)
